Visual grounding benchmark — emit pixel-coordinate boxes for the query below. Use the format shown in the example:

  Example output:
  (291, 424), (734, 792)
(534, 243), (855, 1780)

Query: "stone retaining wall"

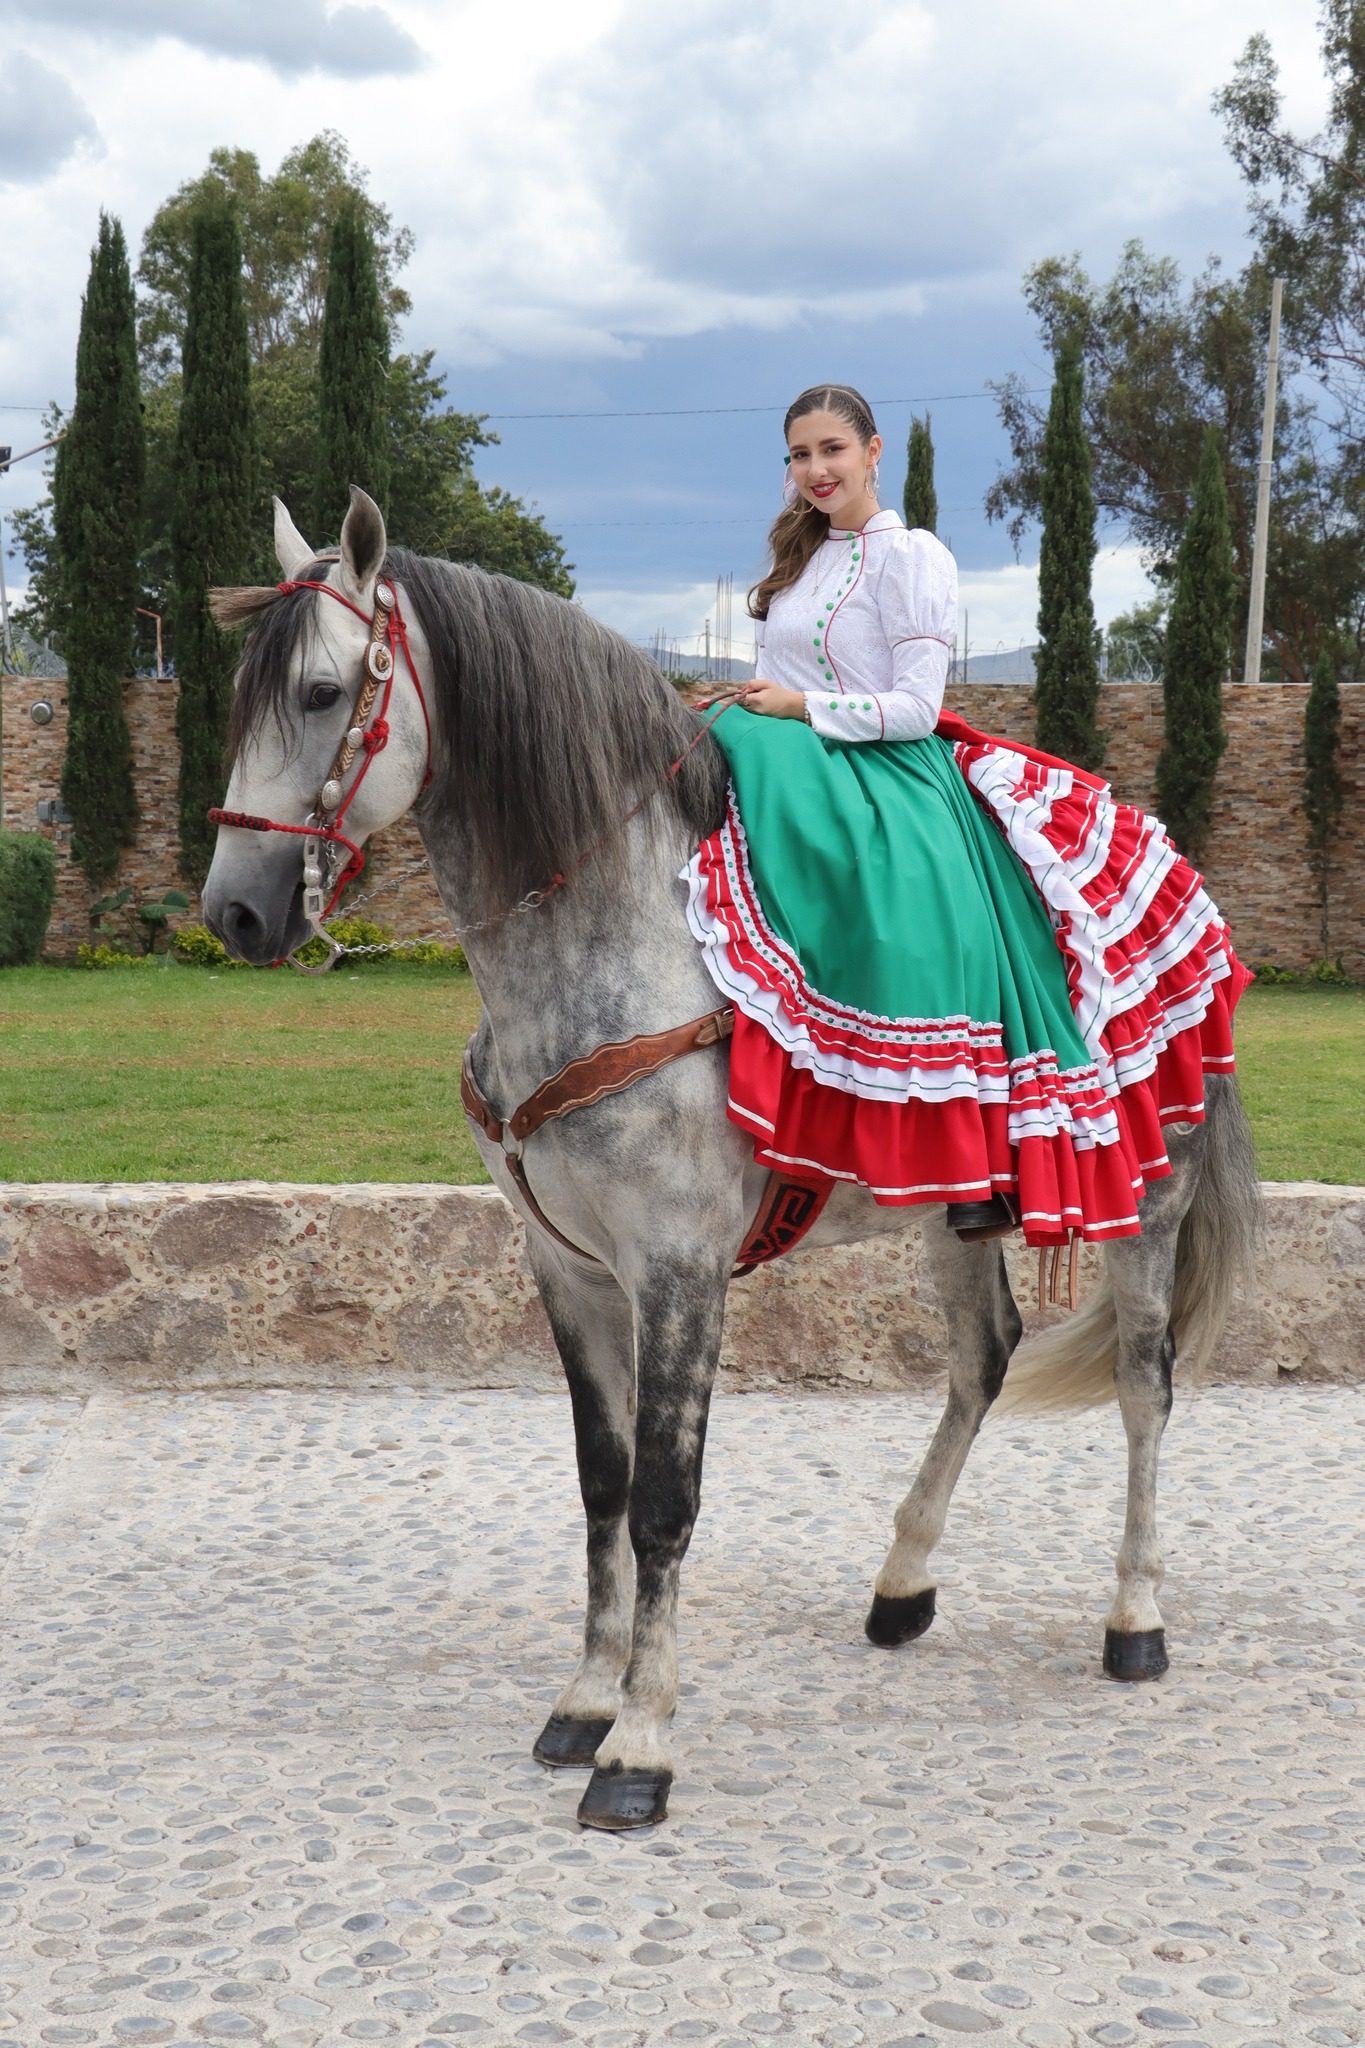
(1, 1181), (1359, 1395)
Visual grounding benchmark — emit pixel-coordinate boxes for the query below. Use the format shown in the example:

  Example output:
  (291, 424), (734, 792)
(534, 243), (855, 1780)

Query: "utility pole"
(1243, 277), (1283, 685)
(0, 447), (11, 668)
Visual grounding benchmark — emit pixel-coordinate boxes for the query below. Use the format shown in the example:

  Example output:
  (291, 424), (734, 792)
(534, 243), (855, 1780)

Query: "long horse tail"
(995, 1073), (1263, 1415)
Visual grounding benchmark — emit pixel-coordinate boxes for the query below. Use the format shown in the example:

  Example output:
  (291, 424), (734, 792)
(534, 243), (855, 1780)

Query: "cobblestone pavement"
(0, 1384), (1361, 2048)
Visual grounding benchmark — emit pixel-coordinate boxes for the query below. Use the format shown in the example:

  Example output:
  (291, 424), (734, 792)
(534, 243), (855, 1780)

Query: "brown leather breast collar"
(460, 1005), (833, 1276)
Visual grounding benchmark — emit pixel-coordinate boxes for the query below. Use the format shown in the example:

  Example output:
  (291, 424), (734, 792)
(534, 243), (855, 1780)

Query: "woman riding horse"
(687, 381), (1249, 1257)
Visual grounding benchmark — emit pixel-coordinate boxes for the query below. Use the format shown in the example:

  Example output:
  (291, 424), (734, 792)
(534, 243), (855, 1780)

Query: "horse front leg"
(577, 1254), (729, 1832)
(528, 1252), (638, 1768)
(866, 1216), (1022, 1645)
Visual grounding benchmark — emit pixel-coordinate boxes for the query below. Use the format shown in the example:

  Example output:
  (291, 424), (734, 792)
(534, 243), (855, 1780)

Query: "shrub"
(89, 883), (194, 955)
(172, 923), (249, 967)
(75, 943), (164, 969)
(167, 913), (468, 971)
(0, 833), (59, 966)
(1309, 957), (1355, 986)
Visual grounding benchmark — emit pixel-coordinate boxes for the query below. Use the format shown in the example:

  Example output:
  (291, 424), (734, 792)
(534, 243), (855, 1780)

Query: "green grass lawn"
(0, 967), (1360, 1185)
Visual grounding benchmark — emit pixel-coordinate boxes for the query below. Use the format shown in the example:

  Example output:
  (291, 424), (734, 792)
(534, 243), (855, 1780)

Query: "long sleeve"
(805, 528), (956, 744)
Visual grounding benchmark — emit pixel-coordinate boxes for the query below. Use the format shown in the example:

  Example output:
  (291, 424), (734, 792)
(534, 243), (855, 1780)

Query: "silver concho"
(365, 642), (393, 681)
(374, 580), (395, 612)
(320, 778), (343, 811)
(346, 725), (366, 750)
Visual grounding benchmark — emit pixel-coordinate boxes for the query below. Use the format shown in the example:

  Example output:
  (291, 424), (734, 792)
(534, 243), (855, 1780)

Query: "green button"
(828, 699), (837, 709)
(863, 700), (872, 710)
(826, 603), (834, 611)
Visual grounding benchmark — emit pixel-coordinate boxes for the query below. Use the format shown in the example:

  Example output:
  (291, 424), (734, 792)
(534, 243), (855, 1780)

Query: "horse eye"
(306, 683), (342, 711)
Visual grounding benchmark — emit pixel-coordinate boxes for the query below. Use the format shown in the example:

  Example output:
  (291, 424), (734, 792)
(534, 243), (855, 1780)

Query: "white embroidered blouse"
(756, 508), (957, 743)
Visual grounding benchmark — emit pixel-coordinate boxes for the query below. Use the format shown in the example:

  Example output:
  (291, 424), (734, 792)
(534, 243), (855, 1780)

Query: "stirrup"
(946, 1193), (1020, 1244)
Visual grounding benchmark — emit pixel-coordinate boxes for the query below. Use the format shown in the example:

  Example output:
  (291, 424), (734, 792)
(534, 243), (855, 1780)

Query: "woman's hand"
(738, 681), (808, 720)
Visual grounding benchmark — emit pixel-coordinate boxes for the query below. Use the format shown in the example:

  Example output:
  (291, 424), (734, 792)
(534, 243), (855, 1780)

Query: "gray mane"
(228, 550), (729, 916)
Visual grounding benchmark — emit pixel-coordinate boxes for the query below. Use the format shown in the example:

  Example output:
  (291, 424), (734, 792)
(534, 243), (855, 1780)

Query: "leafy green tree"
(1217, 6), (1365, 440)
(902, 413), (937, 533)
(172, 197), (255, 889)
(1034, 335), (1103, 768)
(1104, 597), (1167, 680)
(987, 247), (1296, 648)
(1302, 642), (1346, 955)
(53, 214), (144, 886)
(16, 137), (572, 640)
(992, 6), (1365, 677)
(315, 200), (392, 536)
(137, 131), (413, 373)
(1155, 426), (1237, 860)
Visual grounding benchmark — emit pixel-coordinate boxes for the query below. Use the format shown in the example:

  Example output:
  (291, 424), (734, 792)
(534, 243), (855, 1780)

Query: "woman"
(682, 384), (1249, 1249)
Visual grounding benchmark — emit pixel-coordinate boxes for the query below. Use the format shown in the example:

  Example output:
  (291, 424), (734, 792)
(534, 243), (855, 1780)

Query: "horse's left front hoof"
(1103, 1626), (1169, 1681)
(533, 1714), (614, 1769)
(577, 1762), (671, 1831)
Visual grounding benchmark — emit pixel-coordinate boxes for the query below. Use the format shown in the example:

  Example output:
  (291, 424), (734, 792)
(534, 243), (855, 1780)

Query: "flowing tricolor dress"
(681, 508), (1251, 1249)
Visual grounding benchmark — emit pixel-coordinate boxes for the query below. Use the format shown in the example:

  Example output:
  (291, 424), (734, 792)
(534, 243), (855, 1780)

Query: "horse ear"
(339, 486), (388, 607)
(273, 497), (317, 580)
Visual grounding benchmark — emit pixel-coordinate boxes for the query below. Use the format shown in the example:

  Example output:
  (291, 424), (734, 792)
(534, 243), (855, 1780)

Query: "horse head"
(201, 488), (431, 965)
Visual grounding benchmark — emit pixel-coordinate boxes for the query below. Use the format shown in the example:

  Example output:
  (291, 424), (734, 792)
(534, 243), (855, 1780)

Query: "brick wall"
(3, 672), (1360, 971)
(0, 673), (454, 961)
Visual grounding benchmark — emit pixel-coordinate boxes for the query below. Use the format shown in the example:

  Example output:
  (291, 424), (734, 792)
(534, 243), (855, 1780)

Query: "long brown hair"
(748, 384), (879, 620)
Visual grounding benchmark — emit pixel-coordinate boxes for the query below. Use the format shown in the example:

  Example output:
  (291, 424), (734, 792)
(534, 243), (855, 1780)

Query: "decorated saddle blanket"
(682, 705), (1251, 1250)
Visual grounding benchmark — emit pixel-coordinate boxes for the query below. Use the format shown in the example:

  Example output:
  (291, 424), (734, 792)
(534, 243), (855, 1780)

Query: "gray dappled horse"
(202, 489), (1261, 1832)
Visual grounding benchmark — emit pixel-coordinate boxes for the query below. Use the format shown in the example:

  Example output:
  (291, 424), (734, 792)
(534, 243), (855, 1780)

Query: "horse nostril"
(223, 901), (264, 949)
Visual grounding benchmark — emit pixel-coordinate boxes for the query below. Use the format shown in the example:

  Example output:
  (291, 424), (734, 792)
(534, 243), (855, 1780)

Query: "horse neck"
(420, 811), (707, 1089)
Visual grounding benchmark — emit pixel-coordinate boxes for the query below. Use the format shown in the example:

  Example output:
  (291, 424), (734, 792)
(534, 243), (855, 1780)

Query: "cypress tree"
(1302, 642), (1345, 957)
(1155, 426), (1236, 863)
(172, 197), (255, 890)
(1034, 335), (1103, 769)
(315, 199), (391, 536)
(53, 214), (144, 886)
(903, 413), (937, 533)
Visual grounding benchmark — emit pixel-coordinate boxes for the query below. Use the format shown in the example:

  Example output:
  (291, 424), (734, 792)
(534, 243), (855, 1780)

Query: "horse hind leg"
(866, 1221), (1022, 1646)
(527, 1253), (638, 1769)
(1100, 1165), (1198, 1682)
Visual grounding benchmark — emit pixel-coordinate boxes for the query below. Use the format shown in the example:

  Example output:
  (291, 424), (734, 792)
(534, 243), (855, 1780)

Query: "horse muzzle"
(202, 838), (313, 966)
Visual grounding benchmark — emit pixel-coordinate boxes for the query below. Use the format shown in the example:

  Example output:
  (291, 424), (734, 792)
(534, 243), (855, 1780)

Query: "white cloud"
(958, 544), (1156, 653)
(0, 0), (1328, 408)
(578, 579), (760, 663)
(7, 0), (426, 79)
(0, 53), (99, 187)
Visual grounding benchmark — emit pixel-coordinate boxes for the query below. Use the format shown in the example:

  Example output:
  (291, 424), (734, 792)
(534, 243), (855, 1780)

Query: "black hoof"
(865, 1586), (936, 1647)
(1103, 1626), (1169, 1681)
(532, 1714), (615, 1769)
(576, 1762), (671, 1831)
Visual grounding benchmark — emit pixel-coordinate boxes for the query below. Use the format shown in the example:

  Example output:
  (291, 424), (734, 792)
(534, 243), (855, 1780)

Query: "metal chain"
(317, 853), (556, 955)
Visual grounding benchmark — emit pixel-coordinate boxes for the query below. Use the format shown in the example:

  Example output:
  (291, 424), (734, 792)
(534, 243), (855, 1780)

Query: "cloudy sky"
(0, 0), (1328, 662)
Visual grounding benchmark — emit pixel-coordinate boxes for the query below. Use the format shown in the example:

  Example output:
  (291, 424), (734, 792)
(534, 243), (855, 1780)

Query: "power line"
(564, 501), (986, 530)
(482, 388), (1036, 422)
